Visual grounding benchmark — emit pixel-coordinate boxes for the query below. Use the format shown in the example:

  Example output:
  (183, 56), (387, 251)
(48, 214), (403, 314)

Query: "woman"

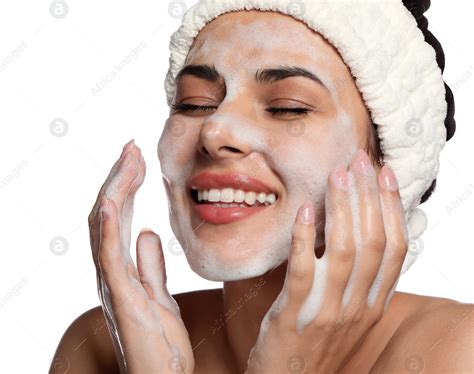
(50, 1), (472, 373)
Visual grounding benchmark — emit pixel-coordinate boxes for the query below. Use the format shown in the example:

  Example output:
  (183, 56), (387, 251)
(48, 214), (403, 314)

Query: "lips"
(187, 171), (278, 225)
(187, 171), (277, 194)
(192, 203), (269, 224)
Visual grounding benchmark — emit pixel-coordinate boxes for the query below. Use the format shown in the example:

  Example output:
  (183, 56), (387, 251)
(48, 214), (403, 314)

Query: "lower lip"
(192, 201), (272, 224)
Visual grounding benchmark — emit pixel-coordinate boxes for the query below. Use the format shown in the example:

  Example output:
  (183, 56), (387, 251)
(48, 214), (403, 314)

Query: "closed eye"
(171, 103), (311, 117)
(171, 103), (216, 114)
(265, 107), (311, 117)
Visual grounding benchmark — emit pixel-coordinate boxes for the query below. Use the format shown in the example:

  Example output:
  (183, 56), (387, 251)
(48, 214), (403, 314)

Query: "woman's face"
(158, 10), (373, 281)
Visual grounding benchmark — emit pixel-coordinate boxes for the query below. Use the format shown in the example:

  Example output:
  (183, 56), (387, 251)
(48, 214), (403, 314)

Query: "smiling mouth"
(190, 188), (278, 207)
(189, 188), (278, 224)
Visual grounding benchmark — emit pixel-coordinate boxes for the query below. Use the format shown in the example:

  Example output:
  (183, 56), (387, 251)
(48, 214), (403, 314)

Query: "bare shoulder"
(49, 305), (118, 373)
(371, 292), (474, 373)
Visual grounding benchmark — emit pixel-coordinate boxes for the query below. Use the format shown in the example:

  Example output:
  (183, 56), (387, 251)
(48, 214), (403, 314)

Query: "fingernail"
(380, 166), (398, 191)
(297, 201), (315, 225)
(355, 149), (374, 175)
(120, 139), (135, 159)
(139, 227), (154, 235)
(331, 165), (348, 189)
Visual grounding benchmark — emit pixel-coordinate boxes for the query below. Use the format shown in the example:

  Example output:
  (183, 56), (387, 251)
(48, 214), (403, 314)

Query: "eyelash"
(171, 103), (311, 117)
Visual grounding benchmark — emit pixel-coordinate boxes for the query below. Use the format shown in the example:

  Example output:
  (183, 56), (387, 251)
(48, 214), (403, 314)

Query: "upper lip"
(187, 171), (278, 195)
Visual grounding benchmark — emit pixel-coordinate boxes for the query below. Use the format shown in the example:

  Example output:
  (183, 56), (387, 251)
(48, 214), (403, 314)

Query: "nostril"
(223, 146), (241, 153)
(201, 146), (210, 155)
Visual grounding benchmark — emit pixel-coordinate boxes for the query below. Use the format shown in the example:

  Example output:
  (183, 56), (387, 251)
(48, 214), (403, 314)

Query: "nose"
(197, 111), (254, 161)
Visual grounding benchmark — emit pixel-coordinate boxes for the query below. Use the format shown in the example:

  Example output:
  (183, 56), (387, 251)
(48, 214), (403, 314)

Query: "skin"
(158, 9), (368, 283)
(50, 10), (473, 374)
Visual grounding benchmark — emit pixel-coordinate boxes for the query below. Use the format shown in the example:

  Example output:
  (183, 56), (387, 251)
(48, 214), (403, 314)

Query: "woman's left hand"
(245, 149), (409, 374)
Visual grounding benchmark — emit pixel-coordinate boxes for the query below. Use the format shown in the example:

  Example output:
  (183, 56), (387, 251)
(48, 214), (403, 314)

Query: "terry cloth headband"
(163, 0), (456, 274)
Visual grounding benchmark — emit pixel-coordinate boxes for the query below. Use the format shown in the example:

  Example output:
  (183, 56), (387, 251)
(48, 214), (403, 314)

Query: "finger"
(322, 165), (355, 313)
(285, 201), (316, 309)
(104, 144), (145, 254)
(88, 141), (146, 266)
(88, 139), (135, 265)
(344, 150), (385, 309)
(119, 146), (146, 256)
(98, 196), (134, 302)
(136, 228), (180, 317)
(369, 165), (408, 310)
(89, 139), (135, 225)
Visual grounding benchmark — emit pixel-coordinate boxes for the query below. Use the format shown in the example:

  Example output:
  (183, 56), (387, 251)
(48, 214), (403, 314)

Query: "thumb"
(136, 228), (180, 317)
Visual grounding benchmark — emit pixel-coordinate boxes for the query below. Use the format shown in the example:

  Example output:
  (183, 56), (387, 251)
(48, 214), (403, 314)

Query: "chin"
(167, 188), (321, 282)
(185, 247), (289, 282)
(170, 220), (292, 281)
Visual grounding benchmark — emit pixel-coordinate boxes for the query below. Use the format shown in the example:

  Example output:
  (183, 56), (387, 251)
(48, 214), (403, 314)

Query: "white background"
(0, 0), (472, 372)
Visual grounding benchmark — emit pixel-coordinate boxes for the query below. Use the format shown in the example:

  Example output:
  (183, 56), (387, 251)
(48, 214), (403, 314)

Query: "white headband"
(164, 0), (448, 274)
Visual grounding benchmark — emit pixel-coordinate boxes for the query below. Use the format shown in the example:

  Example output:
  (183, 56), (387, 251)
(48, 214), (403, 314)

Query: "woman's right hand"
(87, 140), (194, 374)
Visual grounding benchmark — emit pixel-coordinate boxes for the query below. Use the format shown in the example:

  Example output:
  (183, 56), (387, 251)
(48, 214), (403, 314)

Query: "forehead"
(185, 10), (347, 84)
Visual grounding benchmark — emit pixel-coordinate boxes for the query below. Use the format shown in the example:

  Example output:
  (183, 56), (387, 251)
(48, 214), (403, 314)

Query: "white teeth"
(266, 193), (276, 204)
(220, 188), (234, 203)
(234, 189), (245, 203)
(208, 189), (220, 202)
(244, 191), (256, 205)
(197, 187), (276, 207)
(256, 192), (267, 204)
(193, 187), (277, 206)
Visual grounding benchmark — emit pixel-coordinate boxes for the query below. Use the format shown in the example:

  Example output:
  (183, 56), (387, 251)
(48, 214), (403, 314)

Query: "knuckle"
(331, 313), (348, 331)
(345, 299), (366, 324)
(291, 229), (304, 246)
(290, 234), (306, 256)
(391, 240), (409, 262)
(367, 303), (384, 323)
(336, 310), (354, 329)
(334, 243), (355, 265)
(269, 310), (289, 328)
(314, 310), (338, 329)
(349, 308), (365, 325)
(364, 234), (386, 254)
(289, 265), (308, 280)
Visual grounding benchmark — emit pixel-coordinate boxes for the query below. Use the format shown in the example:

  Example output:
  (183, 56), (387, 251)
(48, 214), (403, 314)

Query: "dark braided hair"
(367, 0), (457, 205)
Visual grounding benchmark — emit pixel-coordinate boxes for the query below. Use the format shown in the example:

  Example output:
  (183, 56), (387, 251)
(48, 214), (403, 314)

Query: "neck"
(219, 248), (405, 374)
(221, 261), (287, 373)
(221, 244), (327, 373)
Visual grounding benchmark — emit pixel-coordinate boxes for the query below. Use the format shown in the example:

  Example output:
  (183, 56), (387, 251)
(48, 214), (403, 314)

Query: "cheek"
(276, 128), (355, 186)
(158, 117), (197, 190)
(274, 139), (330, 197)
(270, 111), (358, 206)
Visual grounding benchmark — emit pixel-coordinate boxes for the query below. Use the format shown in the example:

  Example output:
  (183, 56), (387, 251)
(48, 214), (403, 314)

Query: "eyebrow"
(176, 64), (222, 83)
(175, 64), (329, 91)
(256, 66), (328, 90)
